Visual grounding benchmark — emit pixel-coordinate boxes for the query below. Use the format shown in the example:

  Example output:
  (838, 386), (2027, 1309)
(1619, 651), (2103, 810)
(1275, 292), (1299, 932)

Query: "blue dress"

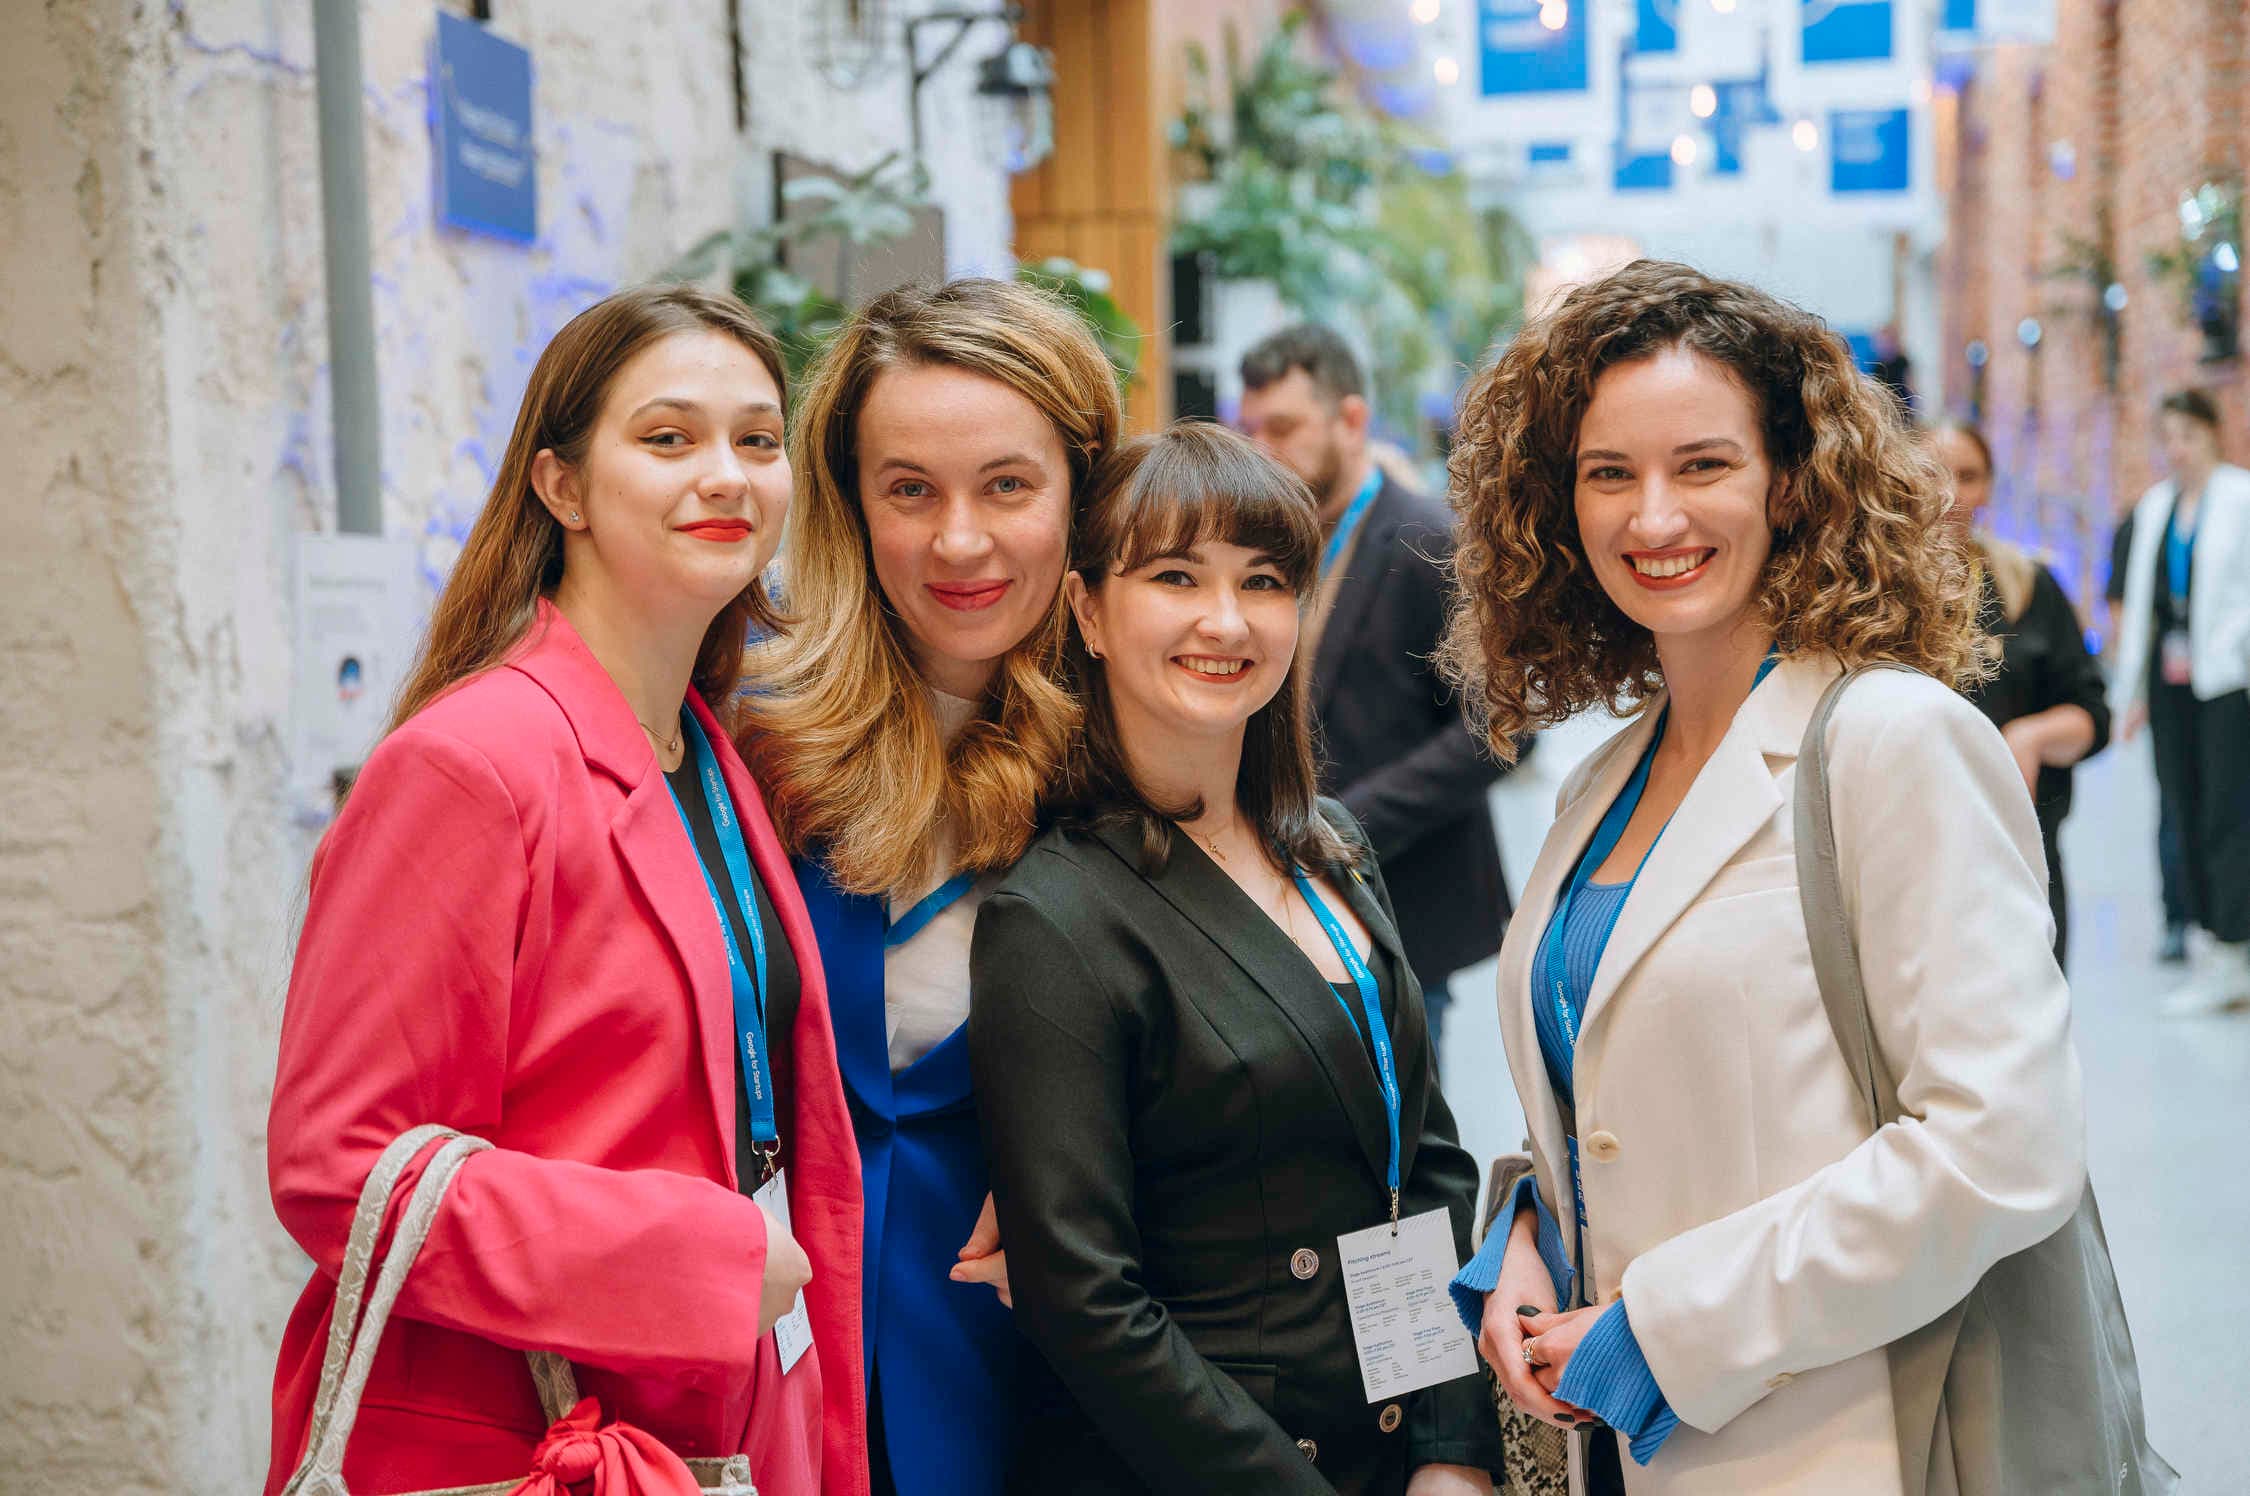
(797, 859), (1016, 1496)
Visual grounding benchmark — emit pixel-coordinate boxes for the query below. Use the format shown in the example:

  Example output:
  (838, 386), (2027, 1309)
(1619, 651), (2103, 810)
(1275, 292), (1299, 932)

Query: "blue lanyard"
(1541, 652), (1777, 1244)
(663, 711), (779, 1173)
(885, 871), (977, 948)
(1292, 871), (1404, 1228)
(1319, 466), (1383, 577)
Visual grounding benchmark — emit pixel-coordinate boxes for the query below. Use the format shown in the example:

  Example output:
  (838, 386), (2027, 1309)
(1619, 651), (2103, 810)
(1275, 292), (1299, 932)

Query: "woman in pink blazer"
(264, 286), (866, 1495)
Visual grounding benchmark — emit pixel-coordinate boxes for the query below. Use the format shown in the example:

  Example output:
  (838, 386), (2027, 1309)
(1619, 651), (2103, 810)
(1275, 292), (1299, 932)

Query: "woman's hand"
(1477, 1207), (1591, 1429)
(949, 1191), (1012, 1307)
(757, 1203), (813, 1337)
(1404, 1462), (1495, 1495)
(1516, 1305), (1606, 1397)
(1999, 718), (2046, 796)
(2120, 701), (2147, 743)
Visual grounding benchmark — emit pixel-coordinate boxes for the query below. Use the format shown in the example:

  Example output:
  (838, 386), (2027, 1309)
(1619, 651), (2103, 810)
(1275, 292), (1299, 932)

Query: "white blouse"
(882, 685), (992, 1072)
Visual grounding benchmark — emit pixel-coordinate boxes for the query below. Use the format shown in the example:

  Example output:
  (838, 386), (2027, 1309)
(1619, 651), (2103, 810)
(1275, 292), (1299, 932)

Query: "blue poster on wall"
(1831, 107), (1910, 192)
(1479, 0), (1590, 96)
(1802, 0), (1893, 64)
(431, 12), (536, 244)
(1939, 0), (1977, 31)
(1636, 0), (1679, 54)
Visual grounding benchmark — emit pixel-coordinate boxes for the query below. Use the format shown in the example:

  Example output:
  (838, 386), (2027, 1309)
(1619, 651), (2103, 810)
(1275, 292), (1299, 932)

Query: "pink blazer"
(265, 602), (868, 1496)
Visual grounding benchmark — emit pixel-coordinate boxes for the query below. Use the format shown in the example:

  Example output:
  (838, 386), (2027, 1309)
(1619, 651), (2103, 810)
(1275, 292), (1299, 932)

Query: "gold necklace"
(637, 717), (683, 758)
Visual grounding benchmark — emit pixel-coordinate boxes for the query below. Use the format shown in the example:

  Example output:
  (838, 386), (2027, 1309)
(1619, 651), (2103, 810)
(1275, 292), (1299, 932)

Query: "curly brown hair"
(1437, 259), (1987, 759)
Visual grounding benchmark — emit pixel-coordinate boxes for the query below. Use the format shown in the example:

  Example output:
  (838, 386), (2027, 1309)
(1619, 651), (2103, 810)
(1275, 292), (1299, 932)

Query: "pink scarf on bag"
(509, 1399), (704, 1496)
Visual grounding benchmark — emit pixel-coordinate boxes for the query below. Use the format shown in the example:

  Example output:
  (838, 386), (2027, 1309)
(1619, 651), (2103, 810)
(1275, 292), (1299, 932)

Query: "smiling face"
(1572, 344), (1777, 656)
(855, 362), (1073, 699)
(1068, 541), (1300, 752)
(535, 328), (790, 624)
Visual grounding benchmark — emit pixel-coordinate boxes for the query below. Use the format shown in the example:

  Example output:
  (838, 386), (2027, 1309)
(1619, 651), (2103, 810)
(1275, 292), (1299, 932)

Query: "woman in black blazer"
(968, 423), (1501, 1495)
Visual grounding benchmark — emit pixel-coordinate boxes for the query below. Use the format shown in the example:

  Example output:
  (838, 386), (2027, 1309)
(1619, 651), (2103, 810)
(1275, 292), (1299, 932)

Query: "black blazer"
(1312, 475), (1513, 980)
(968, 804), (1502, 1495)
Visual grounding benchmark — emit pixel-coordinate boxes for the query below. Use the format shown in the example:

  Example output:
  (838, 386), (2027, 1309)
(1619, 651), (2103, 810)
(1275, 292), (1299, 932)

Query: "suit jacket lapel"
(1497, 710), (1659, 1240)
(610, 772), (740, 1159)
(1575, 659), (1834, 1040)
(1312, 477), (1399, 702)
(1090, 821), (1394, 1190)
(794, 858), (894, 1122)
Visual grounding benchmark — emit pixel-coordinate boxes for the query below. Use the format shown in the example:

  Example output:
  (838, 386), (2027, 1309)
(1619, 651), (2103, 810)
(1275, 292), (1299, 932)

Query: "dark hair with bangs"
(1050, 420), (1356, 875)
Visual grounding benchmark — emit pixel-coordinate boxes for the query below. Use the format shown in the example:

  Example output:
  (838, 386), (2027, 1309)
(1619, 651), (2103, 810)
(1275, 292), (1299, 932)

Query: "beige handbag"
(1795, 667), (2177, 1496)
(1478, 1155), (1571, 1496)
(278, 1124), (759, 1496)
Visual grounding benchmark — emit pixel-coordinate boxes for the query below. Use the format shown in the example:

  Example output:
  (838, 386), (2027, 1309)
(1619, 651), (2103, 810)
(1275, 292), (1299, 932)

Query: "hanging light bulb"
(1792, 117), (1819, 152)
(1411, 0), (1442, 23)
(1433, 54), (1461, 85)
(1671, 133), (1699, 166)
(1539, 1), (1569, 32)
(1690, 83), (1718, 119)
(1712, 0), (1738, 12)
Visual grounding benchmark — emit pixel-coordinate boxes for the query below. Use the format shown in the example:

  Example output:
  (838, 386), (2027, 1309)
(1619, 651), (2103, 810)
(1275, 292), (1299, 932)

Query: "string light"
(1434, 54), (1461, 85)
(1410, 0), (1442, 23)
(1792, 117), (1819, 152)
(1539, 1), (1569, 32)
(1671, 133), (1699, 166)
(1690, 83), (1717, 119)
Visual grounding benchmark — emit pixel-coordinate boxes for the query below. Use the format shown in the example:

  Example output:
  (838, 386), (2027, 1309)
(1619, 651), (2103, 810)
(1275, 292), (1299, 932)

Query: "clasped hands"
(1474, 1204), (1603, 1430)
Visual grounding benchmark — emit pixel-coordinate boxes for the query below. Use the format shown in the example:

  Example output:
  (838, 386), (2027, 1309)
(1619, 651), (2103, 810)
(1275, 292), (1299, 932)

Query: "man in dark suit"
(1239, 323), (1517, 1047)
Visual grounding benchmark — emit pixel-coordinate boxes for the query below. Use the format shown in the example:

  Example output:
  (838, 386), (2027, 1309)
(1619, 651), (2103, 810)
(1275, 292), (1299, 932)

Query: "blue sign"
(1831, 107), (1910, 192)
(1614, 147), (1674, 192)
(431, 12), (535, 244)
(1940, 0), (1977, 31)
(1480, 0), (1590, 96)
(1802, 0), (1893, 64)
(1636, 0), (1679, 54)
(1530, 141), (1574, 164)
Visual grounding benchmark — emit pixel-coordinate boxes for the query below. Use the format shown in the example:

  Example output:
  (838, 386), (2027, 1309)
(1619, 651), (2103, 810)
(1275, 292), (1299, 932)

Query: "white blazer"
(1497, 656), (2086, 1496)
(2110, 462), (2250, 714)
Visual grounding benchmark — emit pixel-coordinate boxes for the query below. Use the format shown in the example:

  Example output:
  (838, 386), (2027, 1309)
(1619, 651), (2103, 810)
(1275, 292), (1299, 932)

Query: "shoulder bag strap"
(1793, 664), (1913, 1133)
(284, 1131), (495, 1495)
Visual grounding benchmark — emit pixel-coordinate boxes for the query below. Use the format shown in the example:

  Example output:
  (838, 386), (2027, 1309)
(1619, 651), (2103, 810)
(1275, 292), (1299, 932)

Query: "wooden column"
(1014, 0), (1170, 431)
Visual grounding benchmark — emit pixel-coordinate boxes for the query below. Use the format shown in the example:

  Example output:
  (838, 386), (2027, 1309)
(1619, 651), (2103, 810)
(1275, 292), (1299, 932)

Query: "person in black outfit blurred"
(1935, 422), (2111, 965)
(1238, 324), (1518, 1050)
(2107, 505), (2192, 961)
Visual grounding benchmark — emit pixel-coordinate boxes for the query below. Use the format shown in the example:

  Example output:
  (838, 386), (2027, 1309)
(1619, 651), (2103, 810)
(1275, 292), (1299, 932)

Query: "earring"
(568, 511), (581, 524)
(1086, 644), (1102, 660)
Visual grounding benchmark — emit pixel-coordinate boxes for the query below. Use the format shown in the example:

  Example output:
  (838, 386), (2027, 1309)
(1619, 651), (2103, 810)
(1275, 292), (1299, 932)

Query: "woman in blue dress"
(735, 277), (1123, 1496)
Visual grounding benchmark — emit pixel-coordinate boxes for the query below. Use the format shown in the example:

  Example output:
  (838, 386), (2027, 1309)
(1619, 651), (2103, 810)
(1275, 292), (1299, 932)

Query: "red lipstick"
(678, 519), (753, 542)
(1623, 547), (1715, 591)
(927, 580), (1011, 612)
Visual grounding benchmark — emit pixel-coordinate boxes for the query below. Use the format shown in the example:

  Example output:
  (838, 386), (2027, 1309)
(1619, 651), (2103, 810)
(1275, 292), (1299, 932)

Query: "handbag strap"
(1793, 663), (1915, 1133)
(282, 1123), (462, 1496)
(290, 1132), (496, 1491)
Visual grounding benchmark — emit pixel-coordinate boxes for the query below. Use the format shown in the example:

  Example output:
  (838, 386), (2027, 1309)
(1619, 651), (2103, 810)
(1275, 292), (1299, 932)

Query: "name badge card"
(1338, 1207), (1479, 1402)
(752, 1168), (814, 1373)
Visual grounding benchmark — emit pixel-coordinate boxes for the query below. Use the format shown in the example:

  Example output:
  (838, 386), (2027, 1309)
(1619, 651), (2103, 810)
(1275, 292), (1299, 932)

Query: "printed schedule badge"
(753, 1168), (814, 1373)
(1338, 1208), (1479, 1401)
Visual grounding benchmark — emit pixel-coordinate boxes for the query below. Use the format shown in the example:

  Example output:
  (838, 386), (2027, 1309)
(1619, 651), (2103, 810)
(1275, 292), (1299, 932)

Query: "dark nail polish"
(1514, 1304), (1541, 1316)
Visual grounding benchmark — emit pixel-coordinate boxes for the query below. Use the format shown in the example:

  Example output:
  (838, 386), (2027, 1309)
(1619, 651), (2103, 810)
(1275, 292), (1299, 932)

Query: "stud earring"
(569, 511), (581, 524)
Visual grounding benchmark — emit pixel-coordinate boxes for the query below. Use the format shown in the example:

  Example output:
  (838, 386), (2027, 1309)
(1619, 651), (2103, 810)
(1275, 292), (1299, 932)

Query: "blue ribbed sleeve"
(1553, 1300), (1679, 1465)
(1448, 1174), (1574, 1333)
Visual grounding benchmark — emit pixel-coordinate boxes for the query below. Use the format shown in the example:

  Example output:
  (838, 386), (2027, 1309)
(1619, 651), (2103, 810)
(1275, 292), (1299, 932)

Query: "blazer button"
(1584, 1129), (1622, 1162)
(1378, 1402), (1404, 1433)
(1296, 1438), (1319, 1463)
(1290, 1247), (1320, 1280)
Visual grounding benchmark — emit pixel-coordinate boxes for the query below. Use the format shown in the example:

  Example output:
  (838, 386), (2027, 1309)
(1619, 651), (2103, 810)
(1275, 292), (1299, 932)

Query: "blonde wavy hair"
(736, 279), (1122, 895)
(1438, 260), (1987, 759)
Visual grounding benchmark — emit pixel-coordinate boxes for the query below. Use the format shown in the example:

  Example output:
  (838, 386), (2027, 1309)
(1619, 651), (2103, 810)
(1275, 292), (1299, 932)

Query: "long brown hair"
(1050, 422), (1354, 875)
(388, 284), (788, 735)
(738, 279), (1122, 896)
(1438, 259), (1985, 758)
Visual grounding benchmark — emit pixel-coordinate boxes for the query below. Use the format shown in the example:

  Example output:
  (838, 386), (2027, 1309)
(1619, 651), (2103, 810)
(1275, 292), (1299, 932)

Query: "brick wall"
(1939, 0), (2250, 605)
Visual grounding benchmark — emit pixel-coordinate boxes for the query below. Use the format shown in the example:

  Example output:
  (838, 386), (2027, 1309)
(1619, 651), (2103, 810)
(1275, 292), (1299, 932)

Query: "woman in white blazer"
(2108, 387), (2250, 1015)
(1435, 261), (2087, 1495)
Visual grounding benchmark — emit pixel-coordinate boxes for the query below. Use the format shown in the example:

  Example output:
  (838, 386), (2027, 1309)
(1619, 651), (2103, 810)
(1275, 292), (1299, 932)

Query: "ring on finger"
(1521, 1336), (1545, 1368)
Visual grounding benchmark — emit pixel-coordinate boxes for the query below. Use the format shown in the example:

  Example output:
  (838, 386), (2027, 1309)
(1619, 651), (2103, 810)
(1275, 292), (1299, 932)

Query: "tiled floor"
(1440, 717), (2247, 1491)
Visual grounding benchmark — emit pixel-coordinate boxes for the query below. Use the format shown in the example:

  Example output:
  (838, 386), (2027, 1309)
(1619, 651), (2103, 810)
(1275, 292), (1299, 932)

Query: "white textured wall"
(0, 2), (1008, 1490)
